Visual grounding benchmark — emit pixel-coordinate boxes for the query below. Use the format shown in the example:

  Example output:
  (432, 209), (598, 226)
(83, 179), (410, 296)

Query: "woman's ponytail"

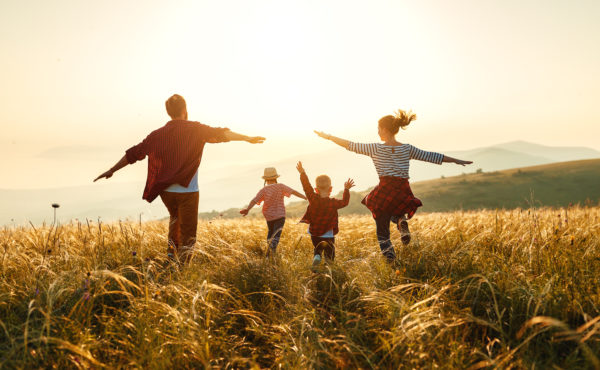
(378, 109), (417, 134)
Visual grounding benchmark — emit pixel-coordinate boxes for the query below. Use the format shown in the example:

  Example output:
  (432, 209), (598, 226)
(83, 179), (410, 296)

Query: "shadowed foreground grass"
(1, 207), (599, 368)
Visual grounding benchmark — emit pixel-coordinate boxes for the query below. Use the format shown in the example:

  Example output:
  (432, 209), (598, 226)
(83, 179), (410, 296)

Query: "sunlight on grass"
(0, 207), (599, 368)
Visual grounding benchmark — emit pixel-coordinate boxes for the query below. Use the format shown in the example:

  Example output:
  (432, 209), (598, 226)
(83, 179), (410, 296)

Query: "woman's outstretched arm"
(314, 131), (350, 149)
(442, 155), (472, 166)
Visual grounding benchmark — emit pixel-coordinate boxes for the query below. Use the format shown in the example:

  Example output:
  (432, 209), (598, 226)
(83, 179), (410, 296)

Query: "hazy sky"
(1, 0), (599, 189)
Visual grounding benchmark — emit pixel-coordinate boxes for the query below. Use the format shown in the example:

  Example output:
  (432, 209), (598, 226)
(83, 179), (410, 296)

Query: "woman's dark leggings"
(375, 214), (400, 262)
(266, 217), (285, 251)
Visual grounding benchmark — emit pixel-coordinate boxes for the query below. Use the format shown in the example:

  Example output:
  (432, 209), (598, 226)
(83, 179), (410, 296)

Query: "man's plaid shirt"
(299, 172), (349, 236)
(125, 120), (229, 202)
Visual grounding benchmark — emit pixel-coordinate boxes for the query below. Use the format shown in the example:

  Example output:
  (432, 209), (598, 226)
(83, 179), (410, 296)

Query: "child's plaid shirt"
(299, 172), (349, 236)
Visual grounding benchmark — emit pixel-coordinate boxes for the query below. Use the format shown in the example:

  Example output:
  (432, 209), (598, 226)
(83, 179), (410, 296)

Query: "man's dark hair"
(165, 94), (187, 119)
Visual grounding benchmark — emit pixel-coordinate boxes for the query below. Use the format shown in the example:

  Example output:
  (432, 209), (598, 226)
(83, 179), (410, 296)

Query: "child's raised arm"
(296, 161), (317, 202)
(314, 131), (350, 149)
(333, 178), (355, 209)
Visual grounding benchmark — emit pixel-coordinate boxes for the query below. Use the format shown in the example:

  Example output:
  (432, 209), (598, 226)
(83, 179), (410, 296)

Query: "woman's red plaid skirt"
(362, 176), (422, 219)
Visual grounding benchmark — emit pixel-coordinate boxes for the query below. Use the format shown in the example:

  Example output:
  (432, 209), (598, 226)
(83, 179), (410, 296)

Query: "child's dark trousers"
(311, 236), (335, 260)
(266, 217), (285, 251)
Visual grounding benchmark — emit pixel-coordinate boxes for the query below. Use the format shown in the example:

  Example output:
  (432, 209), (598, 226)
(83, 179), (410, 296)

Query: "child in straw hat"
(240, 167), (306, 255)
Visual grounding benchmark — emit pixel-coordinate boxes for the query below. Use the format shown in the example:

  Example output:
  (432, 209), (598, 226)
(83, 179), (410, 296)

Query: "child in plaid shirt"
(296, 161), (355, 269)
(240, 167), (306, 255)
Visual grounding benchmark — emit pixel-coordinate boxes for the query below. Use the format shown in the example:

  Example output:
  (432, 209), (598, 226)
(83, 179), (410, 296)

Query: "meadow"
(1, 206), (599, 368)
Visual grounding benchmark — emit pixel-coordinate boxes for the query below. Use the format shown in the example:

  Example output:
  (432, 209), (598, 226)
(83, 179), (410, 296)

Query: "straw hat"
(262, 167), (280, 180)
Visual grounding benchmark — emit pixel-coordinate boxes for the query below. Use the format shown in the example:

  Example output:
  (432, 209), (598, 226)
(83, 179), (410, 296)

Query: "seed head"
(51, 203), (60, 208)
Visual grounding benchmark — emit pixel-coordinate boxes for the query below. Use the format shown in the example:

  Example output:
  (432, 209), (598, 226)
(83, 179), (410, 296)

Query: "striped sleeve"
(408, 145), (444, 165)
(251, 188), (265, 204)
(347, 142), (378, 157)
(280, 184), (293, 197)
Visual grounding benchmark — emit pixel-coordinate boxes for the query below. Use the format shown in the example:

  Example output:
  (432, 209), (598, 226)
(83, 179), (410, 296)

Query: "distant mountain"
(203, 158), (600, 219)
(493, 141), (600, 162)
(2, 141), (599, 225)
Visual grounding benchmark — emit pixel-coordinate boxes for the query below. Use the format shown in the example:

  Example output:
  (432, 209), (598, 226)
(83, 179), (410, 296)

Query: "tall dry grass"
(0, 206), (599, 368)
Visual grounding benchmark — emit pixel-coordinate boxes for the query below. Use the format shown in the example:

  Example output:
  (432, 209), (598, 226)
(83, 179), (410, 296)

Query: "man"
(94, 94), (265, 262)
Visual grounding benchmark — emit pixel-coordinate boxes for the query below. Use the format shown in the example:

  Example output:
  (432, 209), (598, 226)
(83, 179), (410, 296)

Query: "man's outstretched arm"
(94, 155), (129, 182)
(224, 130), (265, 144)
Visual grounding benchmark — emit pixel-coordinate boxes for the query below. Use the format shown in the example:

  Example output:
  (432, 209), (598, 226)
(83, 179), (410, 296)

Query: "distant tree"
(476, 168), (483, 174)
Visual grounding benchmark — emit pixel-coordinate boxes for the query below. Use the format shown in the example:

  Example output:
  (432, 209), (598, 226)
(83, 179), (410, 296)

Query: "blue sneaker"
(311, 254), (322, 272)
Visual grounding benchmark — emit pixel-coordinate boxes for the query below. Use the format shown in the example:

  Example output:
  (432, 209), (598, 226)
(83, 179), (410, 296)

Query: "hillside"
(2, 141), (598, 225)
(202, 159), (600, 219)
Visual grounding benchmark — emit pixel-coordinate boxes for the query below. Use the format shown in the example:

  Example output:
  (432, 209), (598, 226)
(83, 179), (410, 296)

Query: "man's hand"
(314, 130), (331, 140)
(344, 178), (355, 190)
(94, 170), (114, 182)
(296, 161), (305, 174)
(246, 136), (266, 144)
(239, 209), (249, 216)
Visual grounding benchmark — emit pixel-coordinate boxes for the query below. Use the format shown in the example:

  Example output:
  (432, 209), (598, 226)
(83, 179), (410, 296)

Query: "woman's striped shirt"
(347, 142), (444, 178)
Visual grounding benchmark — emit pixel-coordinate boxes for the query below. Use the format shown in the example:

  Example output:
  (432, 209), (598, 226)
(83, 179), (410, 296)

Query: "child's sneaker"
(311, 254), (322, 272)
(167, 245), (177, 261)
(398, 220), (411, 245)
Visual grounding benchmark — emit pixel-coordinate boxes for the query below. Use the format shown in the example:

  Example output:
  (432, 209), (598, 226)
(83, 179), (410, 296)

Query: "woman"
(314, 110), (472, 262)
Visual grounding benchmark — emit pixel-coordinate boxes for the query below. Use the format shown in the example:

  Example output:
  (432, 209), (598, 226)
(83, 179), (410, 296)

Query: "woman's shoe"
(399, 220), (411, 245)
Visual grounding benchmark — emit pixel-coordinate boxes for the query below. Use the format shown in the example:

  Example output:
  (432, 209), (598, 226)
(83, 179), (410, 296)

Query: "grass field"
(1, 206), (600, 368)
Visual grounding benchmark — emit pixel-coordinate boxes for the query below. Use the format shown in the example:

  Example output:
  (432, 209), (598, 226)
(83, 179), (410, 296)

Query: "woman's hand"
(443, 155), (473, 166)
(246, 136), (266, 144)
(344, 178), (355, 190)
(239, 208), (249, 216)
(454, 159), (473, 166)
(296, 161), (305, 174)
(314, 130), (331, 140)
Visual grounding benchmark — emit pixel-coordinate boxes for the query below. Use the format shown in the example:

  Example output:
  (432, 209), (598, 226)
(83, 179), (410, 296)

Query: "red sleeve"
(300, 172), (318, 202)
(197, 123), (230, 143)
(125, 136), (150, 164)
(334, 188), (350, 209)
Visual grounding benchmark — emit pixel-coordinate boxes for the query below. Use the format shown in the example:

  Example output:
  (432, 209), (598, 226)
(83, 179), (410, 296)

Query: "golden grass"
(1, 206), (599, 368)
